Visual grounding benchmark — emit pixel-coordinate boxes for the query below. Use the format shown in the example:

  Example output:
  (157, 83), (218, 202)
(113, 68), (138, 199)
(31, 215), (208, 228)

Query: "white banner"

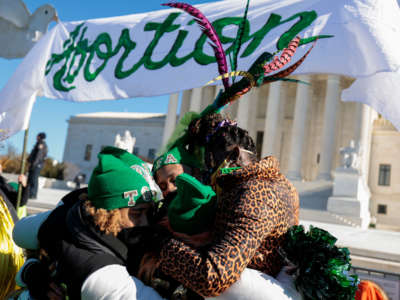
(1, 0), (400, 139)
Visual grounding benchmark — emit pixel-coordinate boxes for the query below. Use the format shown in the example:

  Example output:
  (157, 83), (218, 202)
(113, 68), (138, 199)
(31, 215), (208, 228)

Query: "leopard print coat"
(159, 156), (299, 297)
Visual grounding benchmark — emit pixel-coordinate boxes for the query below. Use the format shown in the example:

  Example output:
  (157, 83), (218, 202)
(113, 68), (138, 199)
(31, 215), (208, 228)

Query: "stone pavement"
(293, 180), (332, 210)
(26, 187), (71, 214)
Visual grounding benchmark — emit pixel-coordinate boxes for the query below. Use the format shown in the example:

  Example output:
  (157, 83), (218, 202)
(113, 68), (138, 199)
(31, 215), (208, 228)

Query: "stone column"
(317, 75), (341, 180)
(179, 89), (192, 119)
(262, 81), (281, 157)
(287, 75), (311, 181)
(201, 86), (215, 110)
(236, 92), (251, 129)
(247, 89), (259, 139)
(358, 104), (376, 182)
(353, 102), (376, 180)
(189, 87), (203, 112)
(161, 93), (179, 147)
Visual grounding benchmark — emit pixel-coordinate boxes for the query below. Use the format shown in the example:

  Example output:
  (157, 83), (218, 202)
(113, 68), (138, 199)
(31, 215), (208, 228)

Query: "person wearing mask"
(149, 140), (300, 300)
(149, 113), (300, 298)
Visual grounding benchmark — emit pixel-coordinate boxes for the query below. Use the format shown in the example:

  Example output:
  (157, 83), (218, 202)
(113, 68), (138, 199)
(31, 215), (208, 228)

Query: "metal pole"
(16, 127), (29, 211)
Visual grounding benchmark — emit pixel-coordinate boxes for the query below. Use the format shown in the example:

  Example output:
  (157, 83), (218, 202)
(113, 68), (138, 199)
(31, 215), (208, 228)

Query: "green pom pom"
(283, 225), (359, 300)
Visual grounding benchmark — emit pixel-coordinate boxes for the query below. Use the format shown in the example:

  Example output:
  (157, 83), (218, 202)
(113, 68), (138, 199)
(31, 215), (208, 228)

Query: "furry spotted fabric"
(159, 156), (299, 297)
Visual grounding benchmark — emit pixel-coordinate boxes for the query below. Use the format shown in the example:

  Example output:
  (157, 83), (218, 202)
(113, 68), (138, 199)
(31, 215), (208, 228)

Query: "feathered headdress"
(159, 1), (316, 154)
(163, 1), (316, 115)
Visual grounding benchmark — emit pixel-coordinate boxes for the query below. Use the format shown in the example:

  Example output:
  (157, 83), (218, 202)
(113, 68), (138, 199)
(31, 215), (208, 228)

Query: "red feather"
(221, 38), (316, 105)
(263, 39), (316, 83)
(263, 36), (301, 75)
(163, 2), (230, 89)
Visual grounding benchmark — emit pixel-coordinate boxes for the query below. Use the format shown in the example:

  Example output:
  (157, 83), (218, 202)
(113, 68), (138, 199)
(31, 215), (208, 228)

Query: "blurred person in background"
(27, 132), (48, 199)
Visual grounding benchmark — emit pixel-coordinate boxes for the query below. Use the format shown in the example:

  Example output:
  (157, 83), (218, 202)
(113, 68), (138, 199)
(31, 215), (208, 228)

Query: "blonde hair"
(84, 200), (123, 236)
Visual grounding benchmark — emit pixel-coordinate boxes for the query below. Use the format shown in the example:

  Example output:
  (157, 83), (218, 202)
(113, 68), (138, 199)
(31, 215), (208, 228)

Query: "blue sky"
(0, 0), (219, 162)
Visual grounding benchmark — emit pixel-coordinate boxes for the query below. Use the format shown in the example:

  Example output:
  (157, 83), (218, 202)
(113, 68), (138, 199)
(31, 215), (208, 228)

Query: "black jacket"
(38, 189), (127, 299)
(37, 189), (199, 299)
(28, 140), (48, 169)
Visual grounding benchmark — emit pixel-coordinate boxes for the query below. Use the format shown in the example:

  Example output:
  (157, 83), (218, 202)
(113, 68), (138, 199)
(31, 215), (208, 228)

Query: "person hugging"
(12, 147), (164, 300)
(152, 145), (216, 245)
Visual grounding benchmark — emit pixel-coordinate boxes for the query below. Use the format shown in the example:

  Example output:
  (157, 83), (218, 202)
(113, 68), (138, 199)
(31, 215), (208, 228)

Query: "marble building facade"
(63, 112), (165, 180)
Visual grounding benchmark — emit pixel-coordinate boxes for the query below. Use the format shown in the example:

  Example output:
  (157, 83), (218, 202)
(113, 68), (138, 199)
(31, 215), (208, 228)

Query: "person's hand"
(173, 231), (213, 248)
(137, 252), (160, 285)
(18, 174), (27, 187)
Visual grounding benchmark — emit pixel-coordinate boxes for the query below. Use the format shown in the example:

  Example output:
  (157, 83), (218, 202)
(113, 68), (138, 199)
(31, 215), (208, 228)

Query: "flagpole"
(16, 127), (29, 211)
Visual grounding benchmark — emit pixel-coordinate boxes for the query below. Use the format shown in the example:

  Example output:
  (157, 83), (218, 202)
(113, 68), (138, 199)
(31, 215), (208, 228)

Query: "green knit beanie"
(101, 146), (145, 167)
(101, 146), (159, 201)
(168, 173), (216, 235)
(152, 146), (201, 175)
(88, 147), (154, 210)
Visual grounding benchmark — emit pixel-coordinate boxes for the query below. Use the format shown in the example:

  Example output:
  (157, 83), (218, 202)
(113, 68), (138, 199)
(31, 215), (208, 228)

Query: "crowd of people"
(0, 49), (383, 300)
(5, 113), (303, 299)
(0, 2), (389, 299)
(0, 107), (376, 299)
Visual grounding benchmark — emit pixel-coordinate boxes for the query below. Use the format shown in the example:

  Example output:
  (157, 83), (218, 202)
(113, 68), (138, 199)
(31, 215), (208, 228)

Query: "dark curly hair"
(187, 113), (257, 171)
(187, 113), (225, 147)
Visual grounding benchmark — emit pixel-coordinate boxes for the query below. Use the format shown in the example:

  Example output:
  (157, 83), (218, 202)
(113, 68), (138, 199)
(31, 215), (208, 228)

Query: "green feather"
(248, 52), (273, 75)
(158, 111), (201, 155)
(228, 51), (234, 77)
(231, 0), (250, 83)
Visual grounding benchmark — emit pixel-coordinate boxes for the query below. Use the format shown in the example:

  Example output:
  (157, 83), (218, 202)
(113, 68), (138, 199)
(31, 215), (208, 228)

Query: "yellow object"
(205, 71), (256, 87)
(210, 159), (231, 198)
(0, 196), (25, 299)
(16, 206), (27, 219)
